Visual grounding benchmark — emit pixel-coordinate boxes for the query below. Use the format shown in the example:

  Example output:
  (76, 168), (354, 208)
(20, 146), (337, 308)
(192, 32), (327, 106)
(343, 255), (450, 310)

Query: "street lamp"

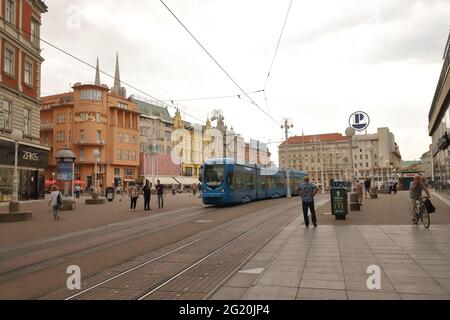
(11, 129), (23, 205)
(345, 127), (356, 183)
(93, 149), (100, 195)
(281, 119), (294, 198)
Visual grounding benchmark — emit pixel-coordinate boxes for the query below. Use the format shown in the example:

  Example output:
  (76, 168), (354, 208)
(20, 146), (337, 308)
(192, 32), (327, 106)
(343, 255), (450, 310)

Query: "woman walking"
(49, 186), (62, 221)
(129, 185), (139, 212)
(141, 180), (152, 211)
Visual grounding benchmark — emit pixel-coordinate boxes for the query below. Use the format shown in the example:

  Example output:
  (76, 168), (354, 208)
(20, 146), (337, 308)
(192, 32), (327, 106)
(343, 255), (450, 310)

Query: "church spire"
(114, 52), (121, 89)
(95, 57), (101, 86)
(111, 53), (126, 98)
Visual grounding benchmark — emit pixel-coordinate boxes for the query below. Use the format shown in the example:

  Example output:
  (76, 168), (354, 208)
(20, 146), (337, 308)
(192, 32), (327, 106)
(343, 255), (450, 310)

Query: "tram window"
(226, 173), (234, 190)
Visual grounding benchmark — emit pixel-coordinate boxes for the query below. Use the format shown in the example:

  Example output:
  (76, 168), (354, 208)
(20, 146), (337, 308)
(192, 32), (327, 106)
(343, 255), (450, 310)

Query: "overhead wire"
(159, 0), (282, 127)
(0, 16), (205, 124)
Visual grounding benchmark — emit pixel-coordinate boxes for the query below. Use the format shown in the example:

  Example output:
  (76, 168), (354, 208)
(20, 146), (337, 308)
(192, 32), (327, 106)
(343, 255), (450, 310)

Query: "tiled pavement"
(210, 220), (450, 300)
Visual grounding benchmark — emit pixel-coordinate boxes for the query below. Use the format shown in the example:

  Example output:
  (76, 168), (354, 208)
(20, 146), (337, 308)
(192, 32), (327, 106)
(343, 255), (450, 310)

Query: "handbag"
(424, 199), (436, 214)
(57, 193), (63, 206)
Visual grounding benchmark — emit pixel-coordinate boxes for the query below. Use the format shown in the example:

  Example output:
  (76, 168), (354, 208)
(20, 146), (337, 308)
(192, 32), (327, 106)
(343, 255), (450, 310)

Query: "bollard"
(349, 192), (361, 211)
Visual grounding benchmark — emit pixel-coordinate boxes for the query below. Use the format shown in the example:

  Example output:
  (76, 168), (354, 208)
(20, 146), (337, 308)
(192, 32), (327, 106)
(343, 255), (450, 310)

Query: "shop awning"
(145, 176), (178, 185)
(173, 176), (201, 186)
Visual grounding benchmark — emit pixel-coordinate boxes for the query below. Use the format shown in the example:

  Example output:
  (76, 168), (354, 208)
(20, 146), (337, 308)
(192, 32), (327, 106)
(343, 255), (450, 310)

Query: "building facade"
(421, 150), (433, 181)
(40, 56), (140, 190)
(0, 0), (48, 202)
(352, 128), (402, 181)
(429, 32), (450, 196)
(279, 133), (351, 189)
(279, 128), (402, 189)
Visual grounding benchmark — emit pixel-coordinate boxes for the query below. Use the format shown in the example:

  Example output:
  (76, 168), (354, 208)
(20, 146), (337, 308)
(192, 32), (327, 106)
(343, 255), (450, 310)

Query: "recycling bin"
(331, 187), (349, 220)
(106, 187), (115, 202)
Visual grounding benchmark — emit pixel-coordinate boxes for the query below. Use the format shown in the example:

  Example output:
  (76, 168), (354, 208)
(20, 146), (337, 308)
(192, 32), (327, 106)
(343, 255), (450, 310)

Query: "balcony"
(73, 139), (106, 146)
(40, 123), (53, 131)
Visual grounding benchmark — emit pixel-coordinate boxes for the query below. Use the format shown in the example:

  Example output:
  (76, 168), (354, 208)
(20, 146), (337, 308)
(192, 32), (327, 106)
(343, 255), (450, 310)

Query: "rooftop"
(131, 96), (173, 123)
(281, 133), (350, 146)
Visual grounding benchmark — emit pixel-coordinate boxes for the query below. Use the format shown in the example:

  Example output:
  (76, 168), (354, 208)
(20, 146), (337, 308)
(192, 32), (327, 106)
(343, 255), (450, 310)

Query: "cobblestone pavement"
(316, 191), (450, 225)
(210, 192), (450, 300)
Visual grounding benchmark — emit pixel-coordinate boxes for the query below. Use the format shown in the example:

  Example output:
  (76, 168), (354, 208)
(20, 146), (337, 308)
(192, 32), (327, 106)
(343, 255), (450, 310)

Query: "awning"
(173, 176), (201, 186)
(145, 176), (178, 185)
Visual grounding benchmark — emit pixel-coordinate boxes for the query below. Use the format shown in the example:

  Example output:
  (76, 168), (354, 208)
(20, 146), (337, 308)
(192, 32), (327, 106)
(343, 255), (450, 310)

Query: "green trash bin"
(331, 187), (348, 220)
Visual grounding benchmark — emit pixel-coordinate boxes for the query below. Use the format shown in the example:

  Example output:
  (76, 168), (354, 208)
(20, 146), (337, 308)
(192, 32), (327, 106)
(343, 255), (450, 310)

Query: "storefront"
(0, 139), (49, 202)
(431, 102), (450, 197)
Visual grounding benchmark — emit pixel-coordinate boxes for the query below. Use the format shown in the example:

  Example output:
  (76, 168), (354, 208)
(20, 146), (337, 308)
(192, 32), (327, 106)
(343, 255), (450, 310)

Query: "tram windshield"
(204, 164), (225, 189)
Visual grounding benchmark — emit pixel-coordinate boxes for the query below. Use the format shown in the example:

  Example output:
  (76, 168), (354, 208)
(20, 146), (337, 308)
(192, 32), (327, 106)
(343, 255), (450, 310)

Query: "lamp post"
(93, 149), (100, 195)
(345, 127), (356, 183)
(281, 119), (294, 198)
(11, 129), (23, 209)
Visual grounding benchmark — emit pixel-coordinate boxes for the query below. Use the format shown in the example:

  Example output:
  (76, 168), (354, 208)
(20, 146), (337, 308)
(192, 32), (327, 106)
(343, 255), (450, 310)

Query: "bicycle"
(411, 196), (431, 229)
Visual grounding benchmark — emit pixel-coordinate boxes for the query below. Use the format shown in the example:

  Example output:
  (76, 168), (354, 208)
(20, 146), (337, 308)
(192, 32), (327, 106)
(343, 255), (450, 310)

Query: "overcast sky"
(41, 0), (450, 163)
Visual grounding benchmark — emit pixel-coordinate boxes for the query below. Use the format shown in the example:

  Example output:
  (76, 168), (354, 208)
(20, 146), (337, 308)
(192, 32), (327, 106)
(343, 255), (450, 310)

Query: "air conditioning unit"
(437, 132), (449, 151)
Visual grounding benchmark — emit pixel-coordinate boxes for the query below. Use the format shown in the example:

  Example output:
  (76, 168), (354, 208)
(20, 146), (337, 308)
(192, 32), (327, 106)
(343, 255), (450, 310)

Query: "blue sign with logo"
(349, 111), (370, 131)
(57, 162), (73, 181)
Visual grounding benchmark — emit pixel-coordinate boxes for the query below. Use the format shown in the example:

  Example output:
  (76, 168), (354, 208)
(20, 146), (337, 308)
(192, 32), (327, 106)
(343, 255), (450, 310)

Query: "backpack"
(424, 199), (436, 214)
(57, 192), (63, 206)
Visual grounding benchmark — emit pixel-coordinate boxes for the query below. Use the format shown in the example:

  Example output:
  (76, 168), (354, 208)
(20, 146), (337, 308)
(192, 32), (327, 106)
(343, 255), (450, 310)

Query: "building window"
(124, 169), (134, 176)
(23, 109), (31, 135)
(56, 130), (65, 142)
(132, 134), (136, 145)
(118, 132), (122, 143)
(125, 150), (130, 161)
(57, 113), (65, 124)
(1, 100), (12, 129)
(125, 133), (130, 144)
(4, 47), (15, 76)
(31, 19), (39, 46)
(117, 150), (122, 160)
(80, 148), (84, 161)
(68, 130), (72, 142)
(24, 60), (33, 86)
(114, 168), (120, 176)
(96, 130), (102, 143)
(80, 89), (102, 101)
(132, 151), (136, 161)
(5, 0), (15, 24)
(80, 129), (86, 142)
(118, 102), (128, 109)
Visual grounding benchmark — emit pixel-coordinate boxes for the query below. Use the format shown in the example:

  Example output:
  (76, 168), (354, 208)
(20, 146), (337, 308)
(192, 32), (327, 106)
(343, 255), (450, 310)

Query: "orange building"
(40, 56), (140, 190)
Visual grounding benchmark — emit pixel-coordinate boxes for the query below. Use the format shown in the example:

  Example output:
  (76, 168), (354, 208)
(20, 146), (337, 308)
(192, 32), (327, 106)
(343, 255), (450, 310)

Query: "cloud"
(40, 0), (449, 161)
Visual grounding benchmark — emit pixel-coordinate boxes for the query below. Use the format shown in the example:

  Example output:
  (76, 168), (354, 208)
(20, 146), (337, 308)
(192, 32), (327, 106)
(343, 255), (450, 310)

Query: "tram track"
(0, 198), (297, 299)
(53, 200), (300, 300)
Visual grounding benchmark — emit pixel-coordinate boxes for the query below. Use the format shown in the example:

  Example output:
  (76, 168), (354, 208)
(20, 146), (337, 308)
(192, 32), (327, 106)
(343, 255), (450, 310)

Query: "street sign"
(349, 111), (370, 131)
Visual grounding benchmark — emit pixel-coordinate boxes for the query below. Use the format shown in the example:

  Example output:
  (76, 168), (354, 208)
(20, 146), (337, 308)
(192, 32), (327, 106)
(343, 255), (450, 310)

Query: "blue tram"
(201, 158), (307, 206)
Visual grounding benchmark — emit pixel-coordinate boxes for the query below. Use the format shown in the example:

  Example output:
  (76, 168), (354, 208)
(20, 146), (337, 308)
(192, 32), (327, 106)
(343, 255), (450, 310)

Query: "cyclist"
(409, 175), (430, 222)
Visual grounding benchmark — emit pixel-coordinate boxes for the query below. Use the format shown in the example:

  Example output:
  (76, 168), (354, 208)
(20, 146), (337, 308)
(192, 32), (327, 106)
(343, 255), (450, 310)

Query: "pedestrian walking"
(49, 186), (63, 221)
(141, 180), (152, 211)
(192, 183), (197, 196)
(393, 181), (398, 194)
(172, 183), (176, 196)
(364, 179), (372, 199)
(198, 182), (202, 198)
(129, 185), (139, 212)
(355, 180), (364, 205)
(156, 180), (164, 209)
(74, 184), (81, 198)
(297, 177), (320, 228)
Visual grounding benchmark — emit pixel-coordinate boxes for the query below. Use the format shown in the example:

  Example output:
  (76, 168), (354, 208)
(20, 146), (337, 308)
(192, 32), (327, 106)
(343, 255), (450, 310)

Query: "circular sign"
(349, 111), (370, 131)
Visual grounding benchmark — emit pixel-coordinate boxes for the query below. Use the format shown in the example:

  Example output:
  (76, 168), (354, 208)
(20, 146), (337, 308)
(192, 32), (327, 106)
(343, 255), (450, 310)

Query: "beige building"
(279, 133), (351, 188)
(279, 128), (402, 189)
(428, 31), (450, 196)
(352, 127), (402, 181)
